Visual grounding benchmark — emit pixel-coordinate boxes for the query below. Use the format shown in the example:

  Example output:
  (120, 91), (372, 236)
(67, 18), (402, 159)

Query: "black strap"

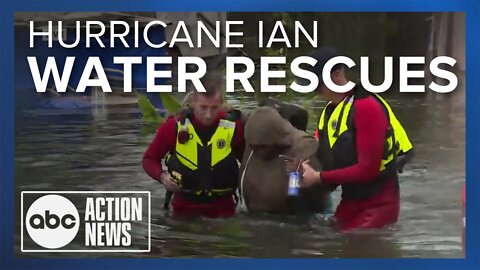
(163, 191), (173, 210)
(173, 150), (197, 169)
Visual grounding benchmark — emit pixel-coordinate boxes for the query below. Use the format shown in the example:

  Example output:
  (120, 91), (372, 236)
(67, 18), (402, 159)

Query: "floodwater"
(14, 75), (465, 258)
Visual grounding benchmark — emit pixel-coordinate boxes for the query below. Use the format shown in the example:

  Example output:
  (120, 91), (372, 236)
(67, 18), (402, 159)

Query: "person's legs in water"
(338, 202), (400, 232)
(334, 180), (400, 232)
(171, 194), (236, 218)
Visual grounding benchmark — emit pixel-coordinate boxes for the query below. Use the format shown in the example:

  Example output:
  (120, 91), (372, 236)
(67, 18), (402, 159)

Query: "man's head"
(305, 47), (350, 102)
(189, 73), (224, 126)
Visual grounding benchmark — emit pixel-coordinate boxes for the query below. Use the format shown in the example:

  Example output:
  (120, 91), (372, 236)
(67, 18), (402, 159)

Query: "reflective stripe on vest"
(319, 96), (354, 149)
(174, 118), (236, 171)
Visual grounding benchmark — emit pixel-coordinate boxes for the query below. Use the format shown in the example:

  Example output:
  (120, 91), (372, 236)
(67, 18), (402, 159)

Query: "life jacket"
(317, 86), (413, 200)
(166, 109), (240, 202)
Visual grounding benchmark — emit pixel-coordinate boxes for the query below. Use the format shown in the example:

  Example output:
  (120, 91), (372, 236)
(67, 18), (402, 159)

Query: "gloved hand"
(160, 172), (182, 192)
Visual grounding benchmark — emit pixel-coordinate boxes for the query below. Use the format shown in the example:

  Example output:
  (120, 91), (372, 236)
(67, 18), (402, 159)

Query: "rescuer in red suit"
(294, 47), (414, 232)
(143, 74), (245, 218)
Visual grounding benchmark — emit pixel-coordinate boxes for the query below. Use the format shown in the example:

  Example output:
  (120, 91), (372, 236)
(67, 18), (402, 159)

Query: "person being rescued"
(291, 47), (414, 232)
(142, 73), (245, 218)
(240, 101), (332, 215)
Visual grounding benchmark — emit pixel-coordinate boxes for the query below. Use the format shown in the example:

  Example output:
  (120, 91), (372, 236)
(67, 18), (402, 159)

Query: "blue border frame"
(1, 0), (478, 269)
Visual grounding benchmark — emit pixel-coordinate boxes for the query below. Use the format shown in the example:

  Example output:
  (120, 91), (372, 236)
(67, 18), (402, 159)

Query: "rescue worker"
(142, 74), (245, 218)
(297, 47), (414, 231)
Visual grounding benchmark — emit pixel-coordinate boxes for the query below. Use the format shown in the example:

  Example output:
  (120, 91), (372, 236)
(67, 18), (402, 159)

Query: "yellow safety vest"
(166, 116), (239, 200)
(317, 88), (413, 200)
(319, 93), (413, 171)
(174, 118), (236, 170)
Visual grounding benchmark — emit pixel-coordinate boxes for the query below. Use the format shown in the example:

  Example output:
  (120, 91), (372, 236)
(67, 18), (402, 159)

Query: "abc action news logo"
(21, 191), (150, 252)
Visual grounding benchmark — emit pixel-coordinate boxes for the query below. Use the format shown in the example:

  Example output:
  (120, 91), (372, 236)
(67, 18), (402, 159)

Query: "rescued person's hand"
(280, 155), (302, 174)
(160, 172), (182, 192)
(301, 160), (321, 187)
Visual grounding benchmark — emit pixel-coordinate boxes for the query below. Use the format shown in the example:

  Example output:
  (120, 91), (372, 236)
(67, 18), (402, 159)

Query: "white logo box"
(21, 191), (151, 253)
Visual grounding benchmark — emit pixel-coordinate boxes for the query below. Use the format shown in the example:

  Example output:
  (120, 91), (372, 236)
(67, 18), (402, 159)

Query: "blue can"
(288, 172), (301, 196)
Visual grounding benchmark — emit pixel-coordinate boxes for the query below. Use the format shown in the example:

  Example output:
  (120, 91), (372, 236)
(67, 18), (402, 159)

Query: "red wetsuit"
(319, 94), (400, 231)
(143, 110), (245, 218)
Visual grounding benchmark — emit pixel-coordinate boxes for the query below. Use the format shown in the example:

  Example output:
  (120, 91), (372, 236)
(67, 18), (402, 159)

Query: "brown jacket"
(240, 106), (329, 214)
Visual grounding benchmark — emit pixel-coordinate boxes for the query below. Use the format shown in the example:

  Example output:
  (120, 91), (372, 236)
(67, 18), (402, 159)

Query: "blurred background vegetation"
(227, 12), (434, 100)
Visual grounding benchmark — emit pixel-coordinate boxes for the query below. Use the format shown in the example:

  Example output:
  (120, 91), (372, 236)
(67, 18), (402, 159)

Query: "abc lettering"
(30, 211), (76, 229)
